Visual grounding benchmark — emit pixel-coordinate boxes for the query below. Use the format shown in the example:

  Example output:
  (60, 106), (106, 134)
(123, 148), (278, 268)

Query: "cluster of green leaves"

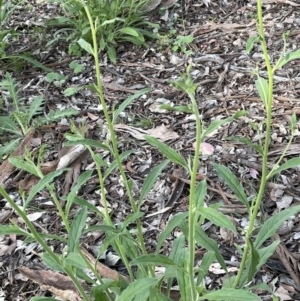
(46, 0), (158, 63)
(0, 73), (78, 159)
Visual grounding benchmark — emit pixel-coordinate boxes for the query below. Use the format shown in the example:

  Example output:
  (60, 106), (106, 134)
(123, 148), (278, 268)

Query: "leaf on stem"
(268, 157), (300, 179)
(77, 38), (94, 56)
(213, 164), (250, 211)
(255, 76), (269, 108)
(68, 206), (87, 254)
(276, 49), (300, 70)
(246, 36), (260, 54)
(112, 88), (151, 123)
(198, 288), (260, 300)
(156, 212), (189, 253)
(196, 207), (237, 235)
(24, 169), (68, 208)
(139, 159), (169, 206)
(145, 135), (188, 170)
(116, 278), (159, 301)
(254, 205), (300, 249)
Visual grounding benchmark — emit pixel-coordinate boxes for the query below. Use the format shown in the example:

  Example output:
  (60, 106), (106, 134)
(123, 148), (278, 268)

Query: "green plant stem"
(188, 91), (202, 301)
(83, 4), (154, 277)
(0, 186), (90, 301)
(90, 149), (135, 281)
(233, 0), (274, 288)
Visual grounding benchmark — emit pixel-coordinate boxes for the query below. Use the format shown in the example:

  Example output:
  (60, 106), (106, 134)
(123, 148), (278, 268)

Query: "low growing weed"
(1, 0), (300, 300)
(46, 0), (158, 62)
(0, 72), (78, 158)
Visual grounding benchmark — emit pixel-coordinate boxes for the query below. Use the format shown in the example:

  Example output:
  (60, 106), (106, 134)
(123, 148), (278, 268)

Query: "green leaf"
(254, 205), (300, 249)
(202, 117), (234, 138)
(195, 227), (227, 272)
(145, 135), (188, 170)
(0, 138), (21, 157)
(116, 278), (159, 301)
(66, 170), (93, 217)
(63, 86), (83, 96)
(83, 225), (118, 234)
(0, 116), (21, 135)
(225, 136), (263, 155)
(28, 96), (45, 122)
(246, 36), (259, 54)
(108, 45), (117, 63)
(118, 27), (139, 36)
(113, 88), (151, 123)
(45, 72), (66, 83)
(131, 254), (182, 269)
(148, 287), (173, 301)
(73, 196), (105, 218)
(196, 207), (237, 235)
(195, 180), (207, 209)
(0, 225), (30, 236)
(68, 206), (87, 254)
(268, 157), (300, 179)
(9, 54), (52, 72)
(104, 150), (134, 179)
(42, 253), (64, 272)
(156, 212), (189, 252)
(255, 76), (269, 108)
(198, 288), (261, 300)
(69, 61), (83, 74)
(276, 49), (300, 69)
(247, 238), (260, 283)
(24, 169), (68, 208)
(213, 163), (250, 211)
(65, 252), (87, 269)
(139, 160), (169, 205)
(77, 38), (94, 56)
(197, 251), (215, 286)
(122, 211), (145, 228)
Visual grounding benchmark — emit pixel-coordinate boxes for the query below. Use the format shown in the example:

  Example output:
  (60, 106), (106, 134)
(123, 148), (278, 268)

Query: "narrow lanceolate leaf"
(145, 135), (188, 170)
(255, 76), (269, 108)
(202, 117), (233, 138)
(194, 179), (207, 209)
(68, 206), (87, 254)
(276, 49), (300, 69)
(197, 251), (215, 286)
(0, 225), (30, 236)
(113, 88), (151, 123)
(213, 163), (250, 211)
(195, 227), (227, 272)
(77, 38), (94, 56)
(116, 278), (159, 301)
(198, 288), (261, 300)
(118, 27), (139, 36)
(247, 238), (260, 283)
(139, 159), (169, 205)
(246, 36), (259, 54)
(254, 205), (300, 249)
(196, 207), (237, 235)
(156, 212), (189, 253)
(268, 157), (300, 179)
(131, 254), (182, 269)
(25, 169), (68, 208)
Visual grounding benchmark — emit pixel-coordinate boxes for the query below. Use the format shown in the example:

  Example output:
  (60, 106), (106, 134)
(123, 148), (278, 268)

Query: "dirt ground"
(1, 0), (300, 300)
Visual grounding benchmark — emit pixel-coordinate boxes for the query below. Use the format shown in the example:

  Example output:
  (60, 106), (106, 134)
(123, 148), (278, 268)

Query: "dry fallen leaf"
(114, 124), (179, 141)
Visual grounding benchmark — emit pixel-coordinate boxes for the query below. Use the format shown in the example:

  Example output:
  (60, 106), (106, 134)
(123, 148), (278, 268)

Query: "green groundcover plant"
(1, 0), (300, 300)
(46, 0), (159, 62)
(0, 72), (78, 159)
